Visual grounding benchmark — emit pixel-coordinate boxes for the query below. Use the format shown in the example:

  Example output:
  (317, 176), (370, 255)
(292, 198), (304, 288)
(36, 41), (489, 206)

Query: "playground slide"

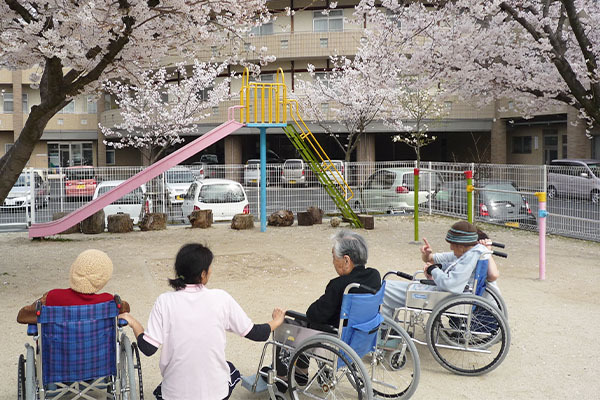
(29, 119), (244, 238)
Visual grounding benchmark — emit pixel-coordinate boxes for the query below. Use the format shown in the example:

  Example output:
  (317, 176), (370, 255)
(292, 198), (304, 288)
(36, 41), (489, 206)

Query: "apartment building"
(2, 0), (598, 170)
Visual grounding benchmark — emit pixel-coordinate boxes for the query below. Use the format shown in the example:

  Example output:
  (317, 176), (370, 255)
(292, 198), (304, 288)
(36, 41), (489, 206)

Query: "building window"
(22, 94), (28, 113)
(512, 136), (532, 154)
(320, 38), (328, 47)
(320, 102), (329, 115)
(250, 22), (273, 36)
(57, 118), (64, 125)
(562, 135), (567, 159)
(104, 94), (112, 110)
(2, 92), (13, 113)
(5, 143), (13, 154)
(86, 95), (97, 114)
(211, 46), (218, 56)
(59, 101), (75, 113)
(260, 74), (274, 83)
(314, 72), (330, 88)
(280, 40), (289, 49)
(313, 10), (343, 32)
(106, 149), (115, 165)
(444, 101), (453, 111)
(196, 87), (214, 101)
(81, 119), (87, 125)
(160, 91), (169, 104)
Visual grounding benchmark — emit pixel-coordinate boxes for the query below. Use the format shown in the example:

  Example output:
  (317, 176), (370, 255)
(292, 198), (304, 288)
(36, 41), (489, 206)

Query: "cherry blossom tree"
(0, 0), (269, 204)
(361, 0), (600, 134)
(294, 11), (400, 162)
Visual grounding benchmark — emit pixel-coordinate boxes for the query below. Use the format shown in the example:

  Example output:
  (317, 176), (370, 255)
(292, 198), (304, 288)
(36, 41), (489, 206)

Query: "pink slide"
(29, 119), (244, 238)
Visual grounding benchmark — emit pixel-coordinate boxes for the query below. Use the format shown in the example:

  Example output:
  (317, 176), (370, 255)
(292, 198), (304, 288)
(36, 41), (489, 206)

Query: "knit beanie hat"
(445, 221), (478, 246)
(69, 249), (113, 294)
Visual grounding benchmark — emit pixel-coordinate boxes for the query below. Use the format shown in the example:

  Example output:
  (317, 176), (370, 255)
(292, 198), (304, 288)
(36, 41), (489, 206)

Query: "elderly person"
(381, 221), (489, 319)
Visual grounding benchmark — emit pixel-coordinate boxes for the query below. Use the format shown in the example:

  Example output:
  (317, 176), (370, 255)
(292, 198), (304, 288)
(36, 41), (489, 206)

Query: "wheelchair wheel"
(484, 285), (508, 318)
(24, 344), (37, 400)
(368, 317), (420, 399)
(17, 354), (25, 400)
(426, 296), (510, 376)
(287, 334), (373, 400)
(119, 334), (140, 400)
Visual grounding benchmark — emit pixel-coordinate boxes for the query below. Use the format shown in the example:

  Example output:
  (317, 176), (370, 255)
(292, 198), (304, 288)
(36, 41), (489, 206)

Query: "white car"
(92, 180), (149, 224)
(181, 179), (249, 221)
(165, 166), (196, 204)
(1, 171), (50, 210)
(321, 160), (345, 184)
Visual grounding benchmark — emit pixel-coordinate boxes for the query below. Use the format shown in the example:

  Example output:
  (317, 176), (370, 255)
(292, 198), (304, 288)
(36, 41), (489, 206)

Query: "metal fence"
(1, 161), (598, 241)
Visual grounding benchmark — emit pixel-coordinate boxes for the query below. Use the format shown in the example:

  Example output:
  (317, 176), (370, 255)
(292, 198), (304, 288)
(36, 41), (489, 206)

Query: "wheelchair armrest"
(118, 318), (128, 327)
(419, 279), (436, 286)
(285, 310), (309, 322)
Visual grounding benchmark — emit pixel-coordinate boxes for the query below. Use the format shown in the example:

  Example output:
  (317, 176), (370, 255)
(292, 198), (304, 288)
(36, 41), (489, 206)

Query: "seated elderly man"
(272, 229), (381, 391)
(381, 221), (489, 319)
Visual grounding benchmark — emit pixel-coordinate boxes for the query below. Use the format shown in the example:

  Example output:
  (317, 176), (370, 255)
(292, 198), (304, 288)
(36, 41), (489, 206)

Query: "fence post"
(59, 166), (64, 212)
(29, 168), (35, 225)
(464, 170), (474, 223)
(428, 161), (432, 215)
(414, 168), (419, 242)
(535, 191), (547, 280)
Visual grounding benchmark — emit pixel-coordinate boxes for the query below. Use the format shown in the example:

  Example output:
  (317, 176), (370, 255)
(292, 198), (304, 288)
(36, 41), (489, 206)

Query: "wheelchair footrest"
(241, 374), (268, 393)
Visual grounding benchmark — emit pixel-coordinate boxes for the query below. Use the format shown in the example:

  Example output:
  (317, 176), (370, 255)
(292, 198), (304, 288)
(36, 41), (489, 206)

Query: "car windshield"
(199, 184), (245, 203)
(247, 160), (260, 169)
(401, 172), (439, 191)
(166, 169), (195, 183)
(585, 162), (600, 176)
(97, 186), (143, 204)
(481, 183), (523, 204)
(14, 174), (31, 187)
(67, 169), (94, 180)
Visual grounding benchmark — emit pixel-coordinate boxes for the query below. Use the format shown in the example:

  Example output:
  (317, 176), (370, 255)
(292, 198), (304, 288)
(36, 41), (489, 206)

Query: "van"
(181, 179), (249, 221)
(548, 159), (600, 203)
(281, 159), (310, 186)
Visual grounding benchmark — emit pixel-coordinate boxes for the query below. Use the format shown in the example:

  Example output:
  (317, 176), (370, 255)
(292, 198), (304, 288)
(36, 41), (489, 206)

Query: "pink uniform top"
(143, 284), (253, 400)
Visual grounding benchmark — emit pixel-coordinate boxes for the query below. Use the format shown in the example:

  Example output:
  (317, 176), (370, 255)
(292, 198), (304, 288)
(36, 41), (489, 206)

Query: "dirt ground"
(1, 215), (599, 399)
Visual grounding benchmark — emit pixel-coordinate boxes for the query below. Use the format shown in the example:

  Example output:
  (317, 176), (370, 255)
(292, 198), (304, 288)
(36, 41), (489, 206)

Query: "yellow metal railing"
(239, 68), (353, 201)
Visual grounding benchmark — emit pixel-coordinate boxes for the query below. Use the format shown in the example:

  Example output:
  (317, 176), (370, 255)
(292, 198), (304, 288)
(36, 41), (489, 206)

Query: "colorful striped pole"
(464, 170), (474, 223)
(535, 192), (547, 280)
(414, 168), (419, 242)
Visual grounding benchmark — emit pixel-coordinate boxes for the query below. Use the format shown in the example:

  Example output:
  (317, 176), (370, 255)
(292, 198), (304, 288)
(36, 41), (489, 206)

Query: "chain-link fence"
(2, 161), (598, 241)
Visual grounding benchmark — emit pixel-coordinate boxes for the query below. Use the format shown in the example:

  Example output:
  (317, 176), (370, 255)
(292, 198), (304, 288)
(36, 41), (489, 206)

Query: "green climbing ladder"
(283, 124), (363, 228)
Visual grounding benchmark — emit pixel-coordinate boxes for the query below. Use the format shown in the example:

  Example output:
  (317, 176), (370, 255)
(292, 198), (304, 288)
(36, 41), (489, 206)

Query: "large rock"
(267, 210), (294, 227)
(231, 214), (254, 230)
(189, 210), (213, 229)
(81, 210), (105, 234)
(140, 213), (167, 231)
(107, 214), (134, 233)
(307, 206), (324, 224)
(52, 212), (80, 234)
(297, 211), (313, 226)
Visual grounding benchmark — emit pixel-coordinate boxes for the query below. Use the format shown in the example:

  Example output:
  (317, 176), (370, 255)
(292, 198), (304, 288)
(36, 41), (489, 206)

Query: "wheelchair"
(17, 296), (143, 399)
(386, 250), (510, 376)
(242, 282), (421, 400)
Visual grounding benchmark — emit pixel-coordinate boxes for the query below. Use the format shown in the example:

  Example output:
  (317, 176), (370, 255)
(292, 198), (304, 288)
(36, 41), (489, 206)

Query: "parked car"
(65, 166), (97, 199)
(1, 171), (50, 210)
(188, 162), (207, 180)
(321, 160), (345, 184)
(243, 159), (281, 186)
(165, 166), (196, 205)
(181, 179), (249, 221)
(281, 159), (316, 186)
(433, 180), (536, 227)
(92, 181), (149, 224)
(355, 168), (443, 213)
(548, 159), (600, 203)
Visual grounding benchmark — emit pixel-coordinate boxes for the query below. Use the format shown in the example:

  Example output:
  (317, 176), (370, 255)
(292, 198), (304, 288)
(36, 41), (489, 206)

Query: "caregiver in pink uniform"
(121, 243), (286, 400)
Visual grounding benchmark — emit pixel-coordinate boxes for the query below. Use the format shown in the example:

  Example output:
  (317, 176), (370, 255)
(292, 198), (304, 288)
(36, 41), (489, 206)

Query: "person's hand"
(270, 308), (286, 331)
(479, 238), (493, 250)
(423, 263), (433, 280)
(119, 312), (134, 325)
(420, 237), (433, 262)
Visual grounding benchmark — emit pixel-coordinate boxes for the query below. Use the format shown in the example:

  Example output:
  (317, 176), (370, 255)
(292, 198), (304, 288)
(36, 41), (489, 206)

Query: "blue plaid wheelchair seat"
(339, 281), (386, 358)
(37, 301), (119, 384)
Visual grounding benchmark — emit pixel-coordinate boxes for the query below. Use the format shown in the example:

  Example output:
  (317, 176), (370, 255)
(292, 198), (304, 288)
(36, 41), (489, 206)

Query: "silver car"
(548, 159), (600, 203)
(355, 168), (442, 213)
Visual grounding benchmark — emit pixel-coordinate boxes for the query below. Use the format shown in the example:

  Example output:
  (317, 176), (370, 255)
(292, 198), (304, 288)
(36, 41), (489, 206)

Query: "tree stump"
(358, 214), (374, 230)
(267, 210), (294, 226)
(107, 214), (134, 233)
(231, 213), (254, 230)
(140, 213), (167, 231)
(52, 212), (80, 234)
(307, 206), (324, 224)
(297, 211), (313, 226)
(81, 210), (105, 234)
(189, 210), (213, 229)
(330, 217), (341, 228)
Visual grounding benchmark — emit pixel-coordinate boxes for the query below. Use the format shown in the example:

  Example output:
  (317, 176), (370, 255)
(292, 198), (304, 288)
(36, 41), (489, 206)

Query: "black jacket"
(306, 265), (381, 327)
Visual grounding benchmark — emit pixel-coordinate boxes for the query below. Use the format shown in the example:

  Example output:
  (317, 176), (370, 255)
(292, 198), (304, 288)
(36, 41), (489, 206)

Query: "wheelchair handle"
(383, 271), (414, 281)
(491, 241), (505, 248)
(492, 250), (508, 258)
